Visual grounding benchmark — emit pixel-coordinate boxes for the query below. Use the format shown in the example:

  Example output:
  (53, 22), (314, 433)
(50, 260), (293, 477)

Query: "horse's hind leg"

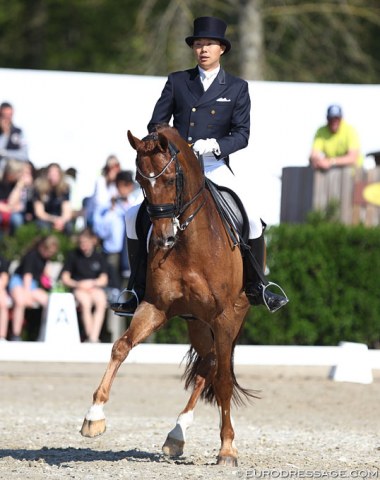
(80, 304), (166, 438)
(162, 319), (216, 457)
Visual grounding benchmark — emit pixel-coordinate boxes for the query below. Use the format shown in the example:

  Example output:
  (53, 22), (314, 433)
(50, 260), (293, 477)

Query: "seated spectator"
(85, 155), (121, 227)
(0, 254), (11, 341)
(0, 102), (29, 173)
(33, 162), (73, 233)
(15, 160), (36, 224)
(93, 170), (136, 287)
(0, 159), (35, 233)
(61, 228), (108, 343)
(309, 105), (363, 170)
(0, 158), (24, 233)
(8, 235), (60, 341)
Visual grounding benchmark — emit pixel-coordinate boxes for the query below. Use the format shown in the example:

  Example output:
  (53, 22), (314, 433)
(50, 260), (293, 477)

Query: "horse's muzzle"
(158, 235), (176, 249)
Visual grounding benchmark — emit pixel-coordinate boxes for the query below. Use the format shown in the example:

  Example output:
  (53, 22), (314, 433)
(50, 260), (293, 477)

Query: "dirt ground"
(0, 361), (379, 480)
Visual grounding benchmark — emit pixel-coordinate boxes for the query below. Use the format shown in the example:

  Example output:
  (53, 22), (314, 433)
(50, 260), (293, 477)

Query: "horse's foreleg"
(80, 303), (166, 438)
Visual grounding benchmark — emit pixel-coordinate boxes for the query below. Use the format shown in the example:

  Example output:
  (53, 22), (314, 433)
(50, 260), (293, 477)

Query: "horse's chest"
(152, 267), (213, 307)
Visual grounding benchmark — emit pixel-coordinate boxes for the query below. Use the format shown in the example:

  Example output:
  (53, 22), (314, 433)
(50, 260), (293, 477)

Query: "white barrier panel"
(0, 343), (379, 376)
(328, 342), (373, 384)
(38, 293), (81, 343)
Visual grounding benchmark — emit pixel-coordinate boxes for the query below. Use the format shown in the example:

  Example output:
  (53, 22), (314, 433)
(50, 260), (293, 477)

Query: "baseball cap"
(327, 105), (342, 119)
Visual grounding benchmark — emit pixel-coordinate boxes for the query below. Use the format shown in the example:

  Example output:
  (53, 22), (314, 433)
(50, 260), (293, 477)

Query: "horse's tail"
(182, 345), (259, 406)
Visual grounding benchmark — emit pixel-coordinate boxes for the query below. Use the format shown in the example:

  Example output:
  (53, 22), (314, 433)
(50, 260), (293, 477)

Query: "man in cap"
(310, 105), (363, 169)
(111, 16), (288, 315)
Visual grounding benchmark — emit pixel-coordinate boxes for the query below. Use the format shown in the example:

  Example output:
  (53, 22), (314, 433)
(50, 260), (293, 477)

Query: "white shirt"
(198, 66), (220, 91)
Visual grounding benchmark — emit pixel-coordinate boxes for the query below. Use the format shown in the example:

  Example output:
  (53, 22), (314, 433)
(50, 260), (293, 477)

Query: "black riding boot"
(245, 235), (288, 313)
(110, 238), (147, 316)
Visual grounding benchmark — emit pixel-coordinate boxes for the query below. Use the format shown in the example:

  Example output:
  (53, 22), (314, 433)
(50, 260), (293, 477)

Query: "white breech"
(203, 155), (263, 239)
(125, 155), (263, 240)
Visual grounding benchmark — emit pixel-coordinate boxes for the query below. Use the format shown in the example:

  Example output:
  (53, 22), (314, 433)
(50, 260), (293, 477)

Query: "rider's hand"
(193, 138), (221, 156)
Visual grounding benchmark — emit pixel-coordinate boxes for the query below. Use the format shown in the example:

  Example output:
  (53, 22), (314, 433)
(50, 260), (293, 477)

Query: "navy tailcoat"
(147, 67), (250, 159)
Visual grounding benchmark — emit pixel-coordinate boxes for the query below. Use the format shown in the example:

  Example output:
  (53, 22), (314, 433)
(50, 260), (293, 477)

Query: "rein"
(136, 133), (205, 232)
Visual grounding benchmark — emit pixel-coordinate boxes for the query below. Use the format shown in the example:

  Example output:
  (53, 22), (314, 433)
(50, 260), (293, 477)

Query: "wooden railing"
(280, 166), (380, 226)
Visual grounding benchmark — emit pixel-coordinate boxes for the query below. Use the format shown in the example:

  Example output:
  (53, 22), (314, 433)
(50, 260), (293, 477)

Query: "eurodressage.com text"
(237, 470), (380, 479)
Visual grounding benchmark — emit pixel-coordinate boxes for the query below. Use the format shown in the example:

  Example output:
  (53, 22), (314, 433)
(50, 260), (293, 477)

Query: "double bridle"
(136, 133), (205, 232)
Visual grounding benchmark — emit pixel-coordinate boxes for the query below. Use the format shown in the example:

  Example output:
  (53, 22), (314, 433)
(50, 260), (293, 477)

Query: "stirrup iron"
(113, 288), (140, 317)
(262, 281), (289, 313)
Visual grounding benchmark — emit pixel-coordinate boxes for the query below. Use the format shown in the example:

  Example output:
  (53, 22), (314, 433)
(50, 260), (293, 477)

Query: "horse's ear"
(157, 132), (169, 152)
(127, 130), (141, 151)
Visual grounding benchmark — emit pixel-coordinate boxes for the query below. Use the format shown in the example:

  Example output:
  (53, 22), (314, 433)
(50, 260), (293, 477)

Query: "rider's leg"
(244, 230), (288, 313)
(204, 161), (288, 313)
(110, 204), (147, 316)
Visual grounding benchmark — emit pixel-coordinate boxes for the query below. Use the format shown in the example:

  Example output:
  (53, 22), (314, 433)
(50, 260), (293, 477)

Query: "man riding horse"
(111, 16), (288, 315)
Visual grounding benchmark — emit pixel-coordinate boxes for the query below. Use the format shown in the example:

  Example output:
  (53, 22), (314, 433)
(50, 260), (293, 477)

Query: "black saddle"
(205, 178), (249, 246)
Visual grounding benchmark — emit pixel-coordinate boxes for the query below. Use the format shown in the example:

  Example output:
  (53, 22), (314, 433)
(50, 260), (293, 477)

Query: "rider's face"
(192, 38), (226, 71)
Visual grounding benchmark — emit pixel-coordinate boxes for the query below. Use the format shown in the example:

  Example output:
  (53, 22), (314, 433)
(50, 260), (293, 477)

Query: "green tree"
(1, 0), (380, 82)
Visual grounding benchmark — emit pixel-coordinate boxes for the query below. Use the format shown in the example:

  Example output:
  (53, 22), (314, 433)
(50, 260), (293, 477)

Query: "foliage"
(3, 220), (380, 347)
(0, 0), (379, 82)
(240, 221), (380, 348)
(0, 222), (75, 263)
(154, 316), (189, 344)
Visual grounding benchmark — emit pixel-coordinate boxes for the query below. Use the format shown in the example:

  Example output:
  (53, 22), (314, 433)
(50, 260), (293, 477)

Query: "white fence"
(1, 341), (379, 368)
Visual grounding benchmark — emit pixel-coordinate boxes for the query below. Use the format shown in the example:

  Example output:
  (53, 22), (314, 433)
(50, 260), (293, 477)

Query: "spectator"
(0, 159), (35, 233)
(60, 228), (108, 343)
(93, 170), (136, 286)
(33, 162), (73, 233)
(0, 254), (10, 341)
(8, 235), (60, 341)
(85, 155), (121, 227)
(309, 105), (363, 170)
(0, 102), (29, 172)
(0, 158), (24, 233)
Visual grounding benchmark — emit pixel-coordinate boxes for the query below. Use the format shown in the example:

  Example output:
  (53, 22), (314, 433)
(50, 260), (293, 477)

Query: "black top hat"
(185, 16), (231, 54)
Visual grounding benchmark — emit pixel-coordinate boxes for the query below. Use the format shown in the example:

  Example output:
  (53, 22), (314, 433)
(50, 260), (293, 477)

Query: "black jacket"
(148, 67), (250, 159)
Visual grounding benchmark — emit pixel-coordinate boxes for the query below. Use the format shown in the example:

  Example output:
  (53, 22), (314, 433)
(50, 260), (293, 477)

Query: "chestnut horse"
(80, 125), (254, 466)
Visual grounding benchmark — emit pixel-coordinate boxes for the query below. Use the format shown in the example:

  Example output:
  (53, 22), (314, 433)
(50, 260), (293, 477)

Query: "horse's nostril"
(165, 236), (176, 247)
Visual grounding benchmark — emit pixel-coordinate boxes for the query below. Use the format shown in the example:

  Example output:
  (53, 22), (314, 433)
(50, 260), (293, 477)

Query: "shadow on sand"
(0, 447), (197, 466)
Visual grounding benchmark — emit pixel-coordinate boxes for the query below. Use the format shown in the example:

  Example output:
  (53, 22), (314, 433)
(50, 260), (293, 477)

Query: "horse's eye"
(166, 178), (175, 186)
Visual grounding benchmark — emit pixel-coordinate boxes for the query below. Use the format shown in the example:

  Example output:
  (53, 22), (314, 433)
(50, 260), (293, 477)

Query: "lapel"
(185, 67), (227, 106)
(185, 67), (204, 101)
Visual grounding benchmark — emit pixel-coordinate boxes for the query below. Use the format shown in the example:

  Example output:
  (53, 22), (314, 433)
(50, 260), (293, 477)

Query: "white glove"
(193, 138), (221, 156)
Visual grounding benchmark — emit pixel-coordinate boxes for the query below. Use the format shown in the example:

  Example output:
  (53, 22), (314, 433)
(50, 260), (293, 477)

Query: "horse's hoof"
(162, 435), (185, 457)
(217, 455), (238, 467)
(80, 418), (106, 438)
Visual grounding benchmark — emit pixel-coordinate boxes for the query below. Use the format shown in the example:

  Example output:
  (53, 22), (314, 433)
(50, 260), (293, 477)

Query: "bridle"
(136, 133), (205, 232)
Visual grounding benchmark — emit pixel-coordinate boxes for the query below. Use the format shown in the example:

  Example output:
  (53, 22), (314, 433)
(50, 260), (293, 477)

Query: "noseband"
(136, 133), (205, 232)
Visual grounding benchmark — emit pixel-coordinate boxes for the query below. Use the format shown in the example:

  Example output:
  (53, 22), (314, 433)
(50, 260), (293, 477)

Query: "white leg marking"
(168, 411), (194, 442)
(85, 403), (105, 421)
